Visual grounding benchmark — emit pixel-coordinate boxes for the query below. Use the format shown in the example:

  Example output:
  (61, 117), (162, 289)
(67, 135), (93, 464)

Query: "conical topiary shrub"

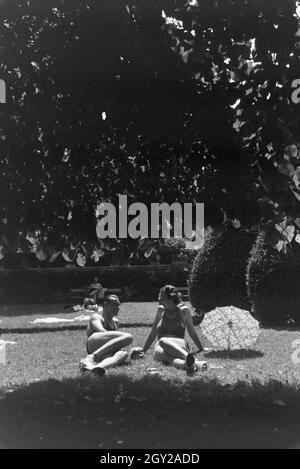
(246, 230), (300, 326)
(188, 222), (255, 315)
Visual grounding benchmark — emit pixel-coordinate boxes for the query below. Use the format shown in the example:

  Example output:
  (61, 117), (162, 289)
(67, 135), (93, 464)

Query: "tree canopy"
(0, 0), (300, 264)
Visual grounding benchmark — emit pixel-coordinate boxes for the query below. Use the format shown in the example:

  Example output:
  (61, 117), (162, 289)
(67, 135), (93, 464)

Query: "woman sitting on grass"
(132, 285), (206, 375)
(82, 297), (99, 312)
(80, 295), (133, 376)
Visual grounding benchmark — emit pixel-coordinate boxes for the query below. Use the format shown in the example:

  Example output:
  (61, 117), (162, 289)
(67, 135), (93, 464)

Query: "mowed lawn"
(1, 302), (300, 448)
(0, 302), (157, 331)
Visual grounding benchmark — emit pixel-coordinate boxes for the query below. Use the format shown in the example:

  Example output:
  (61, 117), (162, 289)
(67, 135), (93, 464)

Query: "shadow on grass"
(269, 325), (300, 332)
(0, 301), (156, 317)
(0, 304), (68, 317)
(0, 323), (151, 334)
(0, 373), (300, 449)
(204, 349), (264, 360)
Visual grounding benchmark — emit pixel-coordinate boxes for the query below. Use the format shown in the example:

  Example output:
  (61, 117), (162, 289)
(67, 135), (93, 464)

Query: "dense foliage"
(247, 230), (300, 326)
(0, 0), (300, 265)
(189, 222), (255, 313)
(0, 263), (188, 303)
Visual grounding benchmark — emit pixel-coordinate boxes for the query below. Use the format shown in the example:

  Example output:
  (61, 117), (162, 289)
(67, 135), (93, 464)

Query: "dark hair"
(159, 285), (182, 305)
(104, 294), (120, 305)
(83, 297), (96, 308)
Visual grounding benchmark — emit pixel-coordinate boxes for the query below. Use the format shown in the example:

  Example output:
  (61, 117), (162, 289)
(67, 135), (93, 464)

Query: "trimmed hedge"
(188, 222), (256, 314)
(0, 264), (189, 304)
(246, 230), (300, 326)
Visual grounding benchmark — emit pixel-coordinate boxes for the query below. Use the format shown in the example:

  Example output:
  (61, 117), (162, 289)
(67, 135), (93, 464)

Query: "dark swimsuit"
(157, 303), (186, 340)
(101, 317), (117, 332)
(86, 313), (118, 353)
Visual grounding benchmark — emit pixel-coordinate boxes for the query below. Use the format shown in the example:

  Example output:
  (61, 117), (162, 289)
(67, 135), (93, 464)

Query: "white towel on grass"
(30, 315), (89, 324)
(0, 339), (17, 345)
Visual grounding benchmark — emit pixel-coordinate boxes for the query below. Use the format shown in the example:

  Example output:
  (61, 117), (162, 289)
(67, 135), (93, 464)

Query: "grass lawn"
(0, 302), (157, 331)
(1, 302), (300, 448)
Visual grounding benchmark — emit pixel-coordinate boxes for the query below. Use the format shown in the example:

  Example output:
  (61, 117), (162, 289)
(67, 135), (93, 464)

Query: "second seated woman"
(139, 285), (207, 375)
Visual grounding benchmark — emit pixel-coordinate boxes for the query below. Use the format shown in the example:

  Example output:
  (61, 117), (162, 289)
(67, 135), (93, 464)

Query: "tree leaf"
(283, 225), (295, 243)
(292, 190), (300, 202)
(285, 145), (298, 158)
(275, 218), (287, 234)
(76, 253), (86, 267)
(144, 246), (155, 258)
(49, 251), (61, 263)
(36, 249), (47, 261)
(293, 167), (300, 188)
(62, 248), (72, 262)
(92, 248), (104, 262)
(139, 238), (153, 252)
(275, 239), (284, 252)
(232, 219), (241, 228)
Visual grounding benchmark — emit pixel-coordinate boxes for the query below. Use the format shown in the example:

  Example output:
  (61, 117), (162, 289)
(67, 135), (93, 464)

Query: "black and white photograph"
(1, 0), (300, 452)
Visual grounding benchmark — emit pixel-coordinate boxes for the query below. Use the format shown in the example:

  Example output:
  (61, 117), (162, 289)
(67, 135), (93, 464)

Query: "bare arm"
(114, 318), (120, 331)
(142, 306), (164, 353)
(89, 313), (106, 333)
(180, 307), (203, 352)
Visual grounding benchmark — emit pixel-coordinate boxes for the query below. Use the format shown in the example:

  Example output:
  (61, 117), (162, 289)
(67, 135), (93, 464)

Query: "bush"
(246, 230), (300, 326)
(179, 248), (197, 264)
(157, 238), (186, 264)
(188, 222), (256, 314)
(0, 264), (189, 304)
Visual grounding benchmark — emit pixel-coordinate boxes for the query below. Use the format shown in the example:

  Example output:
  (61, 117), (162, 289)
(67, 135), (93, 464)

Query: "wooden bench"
(69, 288), (122, 304)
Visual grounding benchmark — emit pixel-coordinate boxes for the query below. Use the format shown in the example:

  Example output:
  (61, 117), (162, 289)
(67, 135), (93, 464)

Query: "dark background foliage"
(0, 0), (300, 265)
(0, 1), (300, 321)
(188, 221), (256, 313)
(247, 230), (300, 326)
(0, 263), (189, 303)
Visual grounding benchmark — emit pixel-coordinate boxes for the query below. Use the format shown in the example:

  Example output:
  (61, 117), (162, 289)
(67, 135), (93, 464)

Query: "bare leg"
(87, 331), (133, 361)
(154, 338), (207, 372)
(158, 337), (189, 361)
(94, 350), (129, 370)
(154, 345), (207, 371)
(154, 344), (186, 369)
